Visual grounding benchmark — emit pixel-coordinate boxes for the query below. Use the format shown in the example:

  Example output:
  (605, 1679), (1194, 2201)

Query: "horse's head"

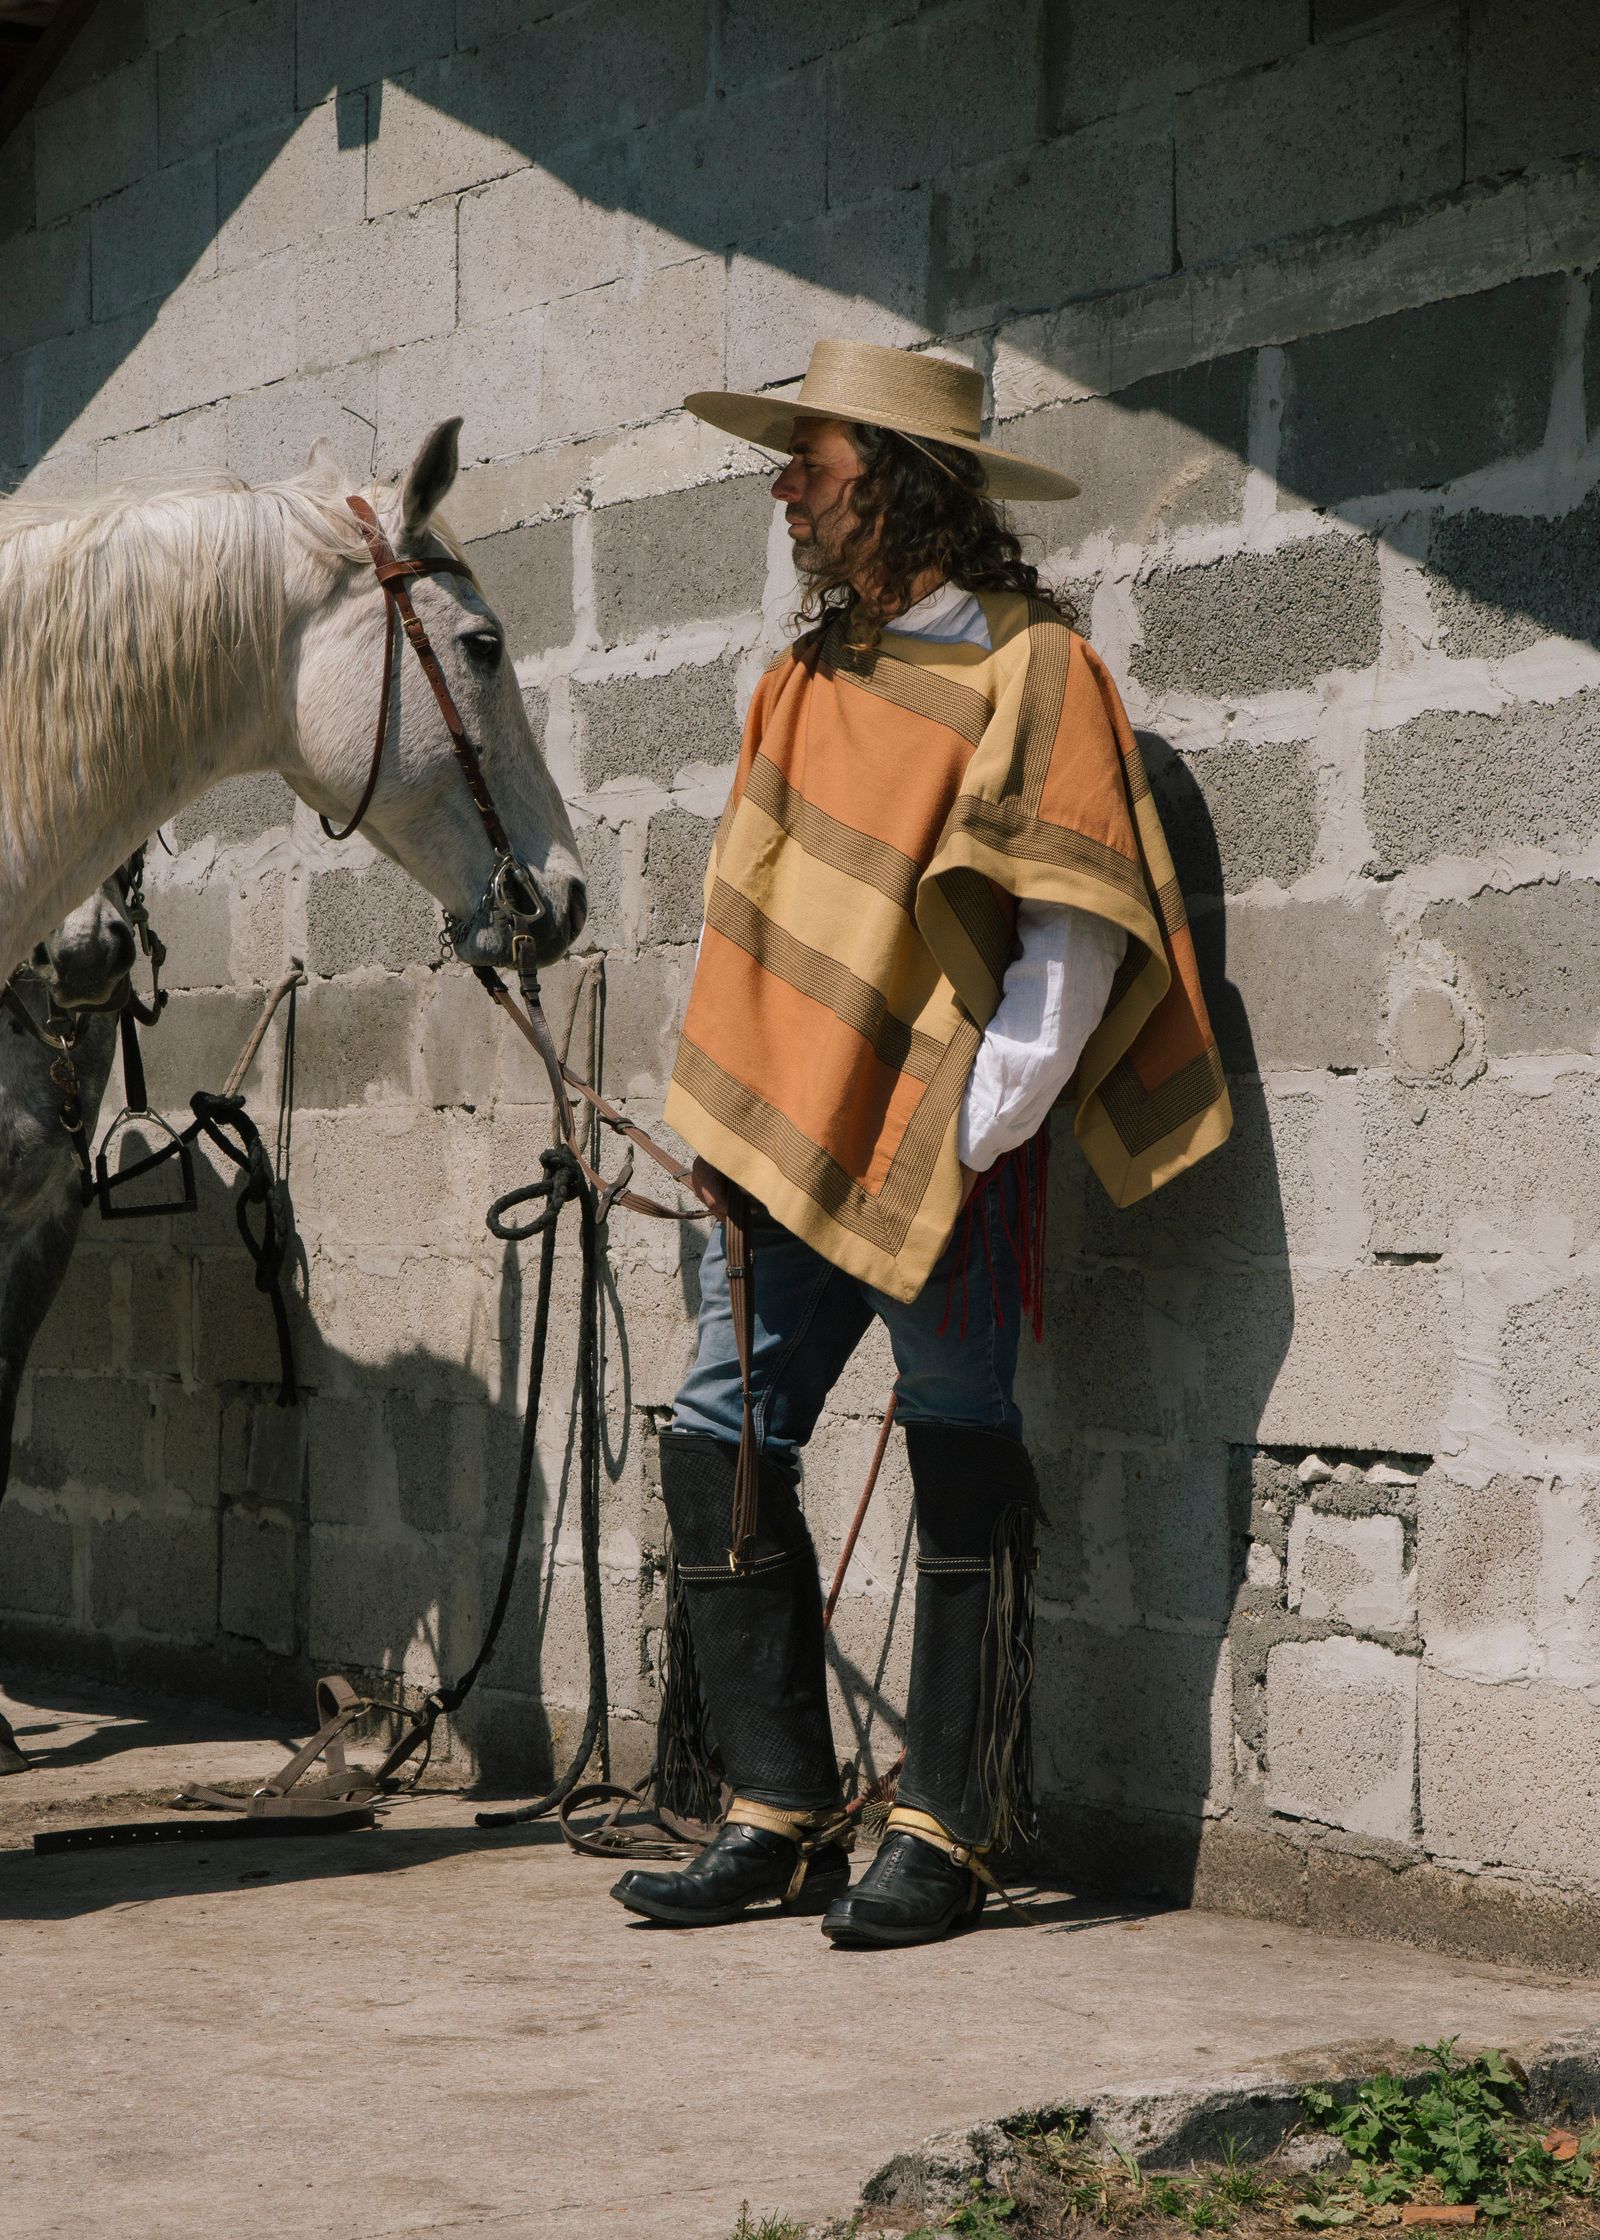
(286, 422), (586, 967)
(29, 876), (137, 1013)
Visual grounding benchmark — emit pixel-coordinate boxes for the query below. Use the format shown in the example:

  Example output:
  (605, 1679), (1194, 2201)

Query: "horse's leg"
(0, 1204), (85, 1775)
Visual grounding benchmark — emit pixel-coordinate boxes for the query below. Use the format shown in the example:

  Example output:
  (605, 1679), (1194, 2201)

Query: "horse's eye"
(461, 629), (503, 670)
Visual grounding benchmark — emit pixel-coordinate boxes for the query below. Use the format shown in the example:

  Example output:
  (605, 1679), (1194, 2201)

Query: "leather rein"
(335, 494), (702, 1226)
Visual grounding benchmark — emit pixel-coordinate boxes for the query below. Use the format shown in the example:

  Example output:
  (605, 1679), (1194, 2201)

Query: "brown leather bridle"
(331, 496), (541, 919)
(336, 493), (700, 1224)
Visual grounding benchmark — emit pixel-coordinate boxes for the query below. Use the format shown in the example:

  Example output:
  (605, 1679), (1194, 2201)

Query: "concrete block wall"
(3, 0), (1600, 1968)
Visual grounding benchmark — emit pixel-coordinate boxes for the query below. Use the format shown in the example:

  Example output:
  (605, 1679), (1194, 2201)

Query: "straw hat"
(683, 338), (1078, 503)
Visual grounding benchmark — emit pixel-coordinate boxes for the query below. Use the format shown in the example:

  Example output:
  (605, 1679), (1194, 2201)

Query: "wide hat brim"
(683, 387), (1079, 503)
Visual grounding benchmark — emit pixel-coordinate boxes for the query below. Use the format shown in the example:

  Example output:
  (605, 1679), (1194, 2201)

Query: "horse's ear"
(401, 418), (462, 542)
(302, 438), (344, 491)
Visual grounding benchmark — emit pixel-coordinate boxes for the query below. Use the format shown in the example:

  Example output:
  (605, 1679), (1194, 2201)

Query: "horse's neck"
(0, 717), (277, 977)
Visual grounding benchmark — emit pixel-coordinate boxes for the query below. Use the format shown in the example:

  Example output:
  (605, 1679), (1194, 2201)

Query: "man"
(612, 340), (1230, 1947)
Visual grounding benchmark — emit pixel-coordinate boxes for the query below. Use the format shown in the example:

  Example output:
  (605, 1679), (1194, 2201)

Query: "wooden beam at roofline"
(0, 0), (103, 153)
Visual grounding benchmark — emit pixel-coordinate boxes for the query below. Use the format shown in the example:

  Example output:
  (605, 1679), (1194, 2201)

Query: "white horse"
(0, 419), (585, 978)
(0, 421), (585, 1768)
(0, 876), (135, 1772)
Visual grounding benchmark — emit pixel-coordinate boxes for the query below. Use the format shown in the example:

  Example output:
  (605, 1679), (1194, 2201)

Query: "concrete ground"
(2, 1676), (1597, 2240)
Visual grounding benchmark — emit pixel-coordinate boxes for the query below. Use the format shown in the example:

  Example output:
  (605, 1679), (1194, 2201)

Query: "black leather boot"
(823, 1424), (1038, 1949)
(613, 1430), (847, 1925)
(819, 1822), (985, 1946)
(612, 1809), (852, 1926)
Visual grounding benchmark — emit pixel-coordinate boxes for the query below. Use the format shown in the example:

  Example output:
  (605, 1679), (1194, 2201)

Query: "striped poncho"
(663, 592), (1231, 1303)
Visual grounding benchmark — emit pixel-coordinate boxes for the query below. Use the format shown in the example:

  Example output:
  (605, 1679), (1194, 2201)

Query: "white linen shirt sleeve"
(956, 901), (1128, 1171)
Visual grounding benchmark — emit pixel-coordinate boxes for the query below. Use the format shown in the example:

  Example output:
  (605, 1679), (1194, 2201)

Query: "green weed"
(728, 2207), (809, 2240)
(1303, 2038), (1600, 2213)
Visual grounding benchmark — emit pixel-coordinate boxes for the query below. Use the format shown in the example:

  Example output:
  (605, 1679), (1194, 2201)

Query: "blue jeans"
(673, 1159), (1028, 1470)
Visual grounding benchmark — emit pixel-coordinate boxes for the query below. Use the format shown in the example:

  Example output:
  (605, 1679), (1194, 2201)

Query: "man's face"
(771, 417), (863, 572)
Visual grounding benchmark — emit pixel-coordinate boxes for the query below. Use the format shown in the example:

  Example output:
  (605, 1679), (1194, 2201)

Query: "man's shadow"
(1013, 735), (1291, 1898)
(824, 741), (1292, 1898)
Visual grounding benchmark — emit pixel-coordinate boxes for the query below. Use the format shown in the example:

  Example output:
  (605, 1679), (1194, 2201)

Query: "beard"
(790, 493), (858, 581)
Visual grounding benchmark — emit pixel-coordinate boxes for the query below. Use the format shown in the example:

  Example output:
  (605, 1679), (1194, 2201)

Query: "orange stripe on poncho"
(663, 592), (1232, 1303)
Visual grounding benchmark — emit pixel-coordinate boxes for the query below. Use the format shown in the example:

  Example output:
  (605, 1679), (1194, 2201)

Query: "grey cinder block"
(464, 518), (575, 660)
(1265, 1635), (1418, 1842)
(592, 479), (770, 646)
(1419, 1664), (1600, 1882)
(219, 1503), (297, 1653)
(156, 0), (295, 168)
(1287, 1507), (1411, 1631)
(292, 974), (424, 1108)
(1502, 1278), (1600, 1447)
(1146, 735), (1319, 896)
(1363, 1073), (1600, 1259)
(0, 1502), (75, 1619)
(17, 1376), (152, 1498)
(170, 771), (297, 853)
(89, 1505), (218, 1641)
(1416, 1474), (1540, 1665)
(1222, 892), (1388, 1071)
(1428, 491), (1600, 661)
(1006, 352), (1253, 558)
(715, 0), (914, 91)
(0, 215), (90, 351)
(90, 153), (219, 322)
(33, 56), (157, 224)
(1464, 0), (1600, 178)
(305, 860), (442, 979)
(1279, 277), (1564, 507)
(573, 655), (741, 790)
(294, 0), (456, 111)
(1132, 535), (1381, 698)
(1422, 881), (1600, 1057)
(937, 117), (1174, 330)
(644, 808), (716, 946)
(1047, 0), (1303, 134)
(1366, 693), (1600, 874)
(1175, 9), (1463, 267)
(540, 257), (726, 443)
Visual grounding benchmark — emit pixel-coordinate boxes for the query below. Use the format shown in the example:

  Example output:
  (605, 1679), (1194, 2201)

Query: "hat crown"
(796, 339), (986, 442)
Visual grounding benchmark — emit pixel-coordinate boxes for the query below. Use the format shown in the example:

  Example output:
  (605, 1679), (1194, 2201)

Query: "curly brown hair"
(790, 420), (1076, 644)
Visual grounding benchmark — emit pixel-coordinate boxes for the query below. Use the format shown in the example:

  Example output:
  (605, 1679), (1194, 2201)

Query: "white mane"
(0, 473), (370, 870)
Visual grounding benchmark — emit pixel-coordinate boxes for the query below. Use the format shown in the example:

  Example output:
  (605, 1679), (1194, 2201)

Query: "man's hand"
(690, 1156), (730, 1215)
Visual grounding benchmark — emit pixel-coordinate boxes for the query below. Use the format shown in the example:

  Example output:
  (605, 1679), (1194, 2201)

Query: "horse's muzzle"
(450, 867), (586, 967)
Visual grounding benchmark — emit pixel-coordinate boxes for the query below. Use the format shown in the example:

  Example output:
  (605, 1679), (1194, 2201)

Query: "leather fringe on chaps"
(654, 1532), (722, 1823)
(898, 1421), (1040, 1856)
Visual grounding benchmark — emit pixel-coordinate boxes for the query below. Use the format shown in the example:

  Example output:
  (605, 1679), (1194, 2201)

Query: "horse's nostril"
(567, 880), (588, 939)
(111, 923), (137, 972)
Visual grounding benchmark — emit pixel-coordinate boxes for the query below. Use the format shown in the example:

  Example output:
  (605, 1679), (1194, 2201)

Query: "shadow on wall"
(5, 5), (1597, 653)
(0, 1135), (653, 1805)
(1015, 743), (1291, 1898)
